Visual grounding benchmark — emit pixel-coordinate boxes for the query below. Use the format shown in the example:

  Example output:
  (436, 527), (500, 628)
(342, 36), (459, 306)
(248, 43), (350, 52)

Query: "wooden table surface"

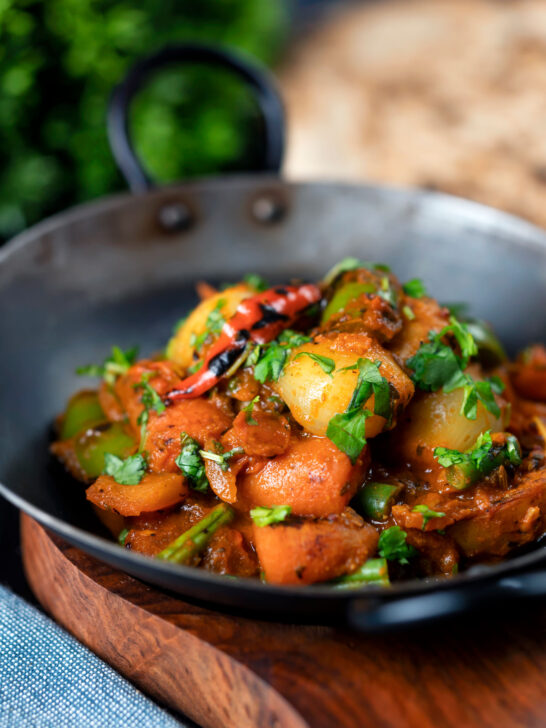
(21, 514), (546, 728)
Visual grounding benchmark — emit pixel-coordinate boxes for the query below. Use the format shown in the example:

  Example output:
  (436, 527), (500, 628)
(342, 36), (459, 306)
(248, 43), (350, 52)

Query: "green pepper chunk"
(60, 390), (106, 440)
(332, 558), (390, 588)
(357, 482), (402, 521)
(322, 282), (376, 324)
(74, 422), (136, 479)
(464, 320), (506, 368)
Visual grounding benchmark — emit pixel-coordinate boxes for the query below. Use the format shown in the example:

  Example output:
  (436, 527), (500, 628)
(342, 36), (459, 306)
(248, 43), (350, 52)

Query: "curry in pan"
(51, 259), (546, 587)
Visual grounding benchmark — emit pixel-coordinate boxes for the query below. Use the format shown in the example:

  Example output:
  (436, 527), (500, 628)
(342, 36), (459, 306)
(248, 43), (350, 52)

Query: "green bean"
(332, 558), (390, 588)
(157, 503), (234, 564)
(357, 482), (401, 521)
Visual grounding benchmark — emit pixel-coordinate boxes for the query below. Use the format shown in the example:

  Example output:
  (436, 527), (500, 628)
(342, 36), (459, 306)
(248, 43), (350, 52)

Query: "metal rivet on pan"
(250, 194), (286, 225)
(158, 202), (194, 232)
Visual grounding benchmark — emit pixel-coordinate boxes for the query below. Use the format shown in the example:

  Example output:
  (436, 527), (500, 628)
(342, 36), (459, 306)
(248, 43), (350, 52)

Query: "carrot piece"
(253, 509), (378, 585)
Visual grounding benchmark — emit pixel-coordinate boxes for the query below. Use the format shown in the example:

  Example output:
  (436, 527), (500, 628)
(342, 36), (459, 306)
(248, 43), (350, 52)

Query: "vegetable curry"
(51, 260), (546, 587)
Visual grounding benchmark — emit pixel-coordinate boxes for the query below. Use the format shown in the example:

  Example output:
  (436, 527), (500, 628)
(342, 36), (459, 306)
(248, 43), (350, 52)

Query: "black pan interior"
(1, 178), (545, 621)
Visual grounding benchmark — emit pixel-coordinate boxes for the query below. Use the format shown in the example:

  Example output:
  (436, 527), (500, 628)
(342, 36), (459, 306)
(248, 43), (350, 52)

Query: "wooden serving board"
(21, 514), (546, 728)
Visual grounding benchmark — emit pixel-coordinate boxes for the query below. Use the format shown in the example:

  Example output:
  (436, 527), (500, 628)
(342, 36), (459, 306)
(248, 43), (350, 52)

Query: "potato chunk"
(87, 472), (188, 516)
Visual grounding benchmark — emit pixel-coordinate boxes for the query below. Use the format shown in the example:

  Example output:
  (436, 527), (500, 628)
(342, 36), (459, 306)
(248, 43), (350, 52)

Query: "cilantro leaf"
(326, 408), (373, 464)
(118, 528), (130, 546)
(191, 298), (227, 353)
(134, 373), (166, 416)
(378, 526), (417, 565)
(242, 395), (260, 425)
(244, 273), (268, 292)
(403, 278), (428, 298)
(434, 430), (522, 489)
(76, 345), (138, 385)
(293, 351), (335, 377)
(104, 453), (146, 485)
(378, 276), (398, 307)
(200, 445), (244, 472)
(253, 330), (311, 383)
(250, 505), (292, 527)
(175, 432), (209, 493)
(327, 358), (394, 462)
(412, 504), (446, 529)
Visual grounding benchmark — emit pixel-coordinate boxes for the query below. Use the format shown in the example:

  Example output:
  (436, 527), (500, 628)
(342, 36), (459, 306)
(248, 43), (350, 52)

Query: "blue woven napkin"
(0, 585), (186, 728)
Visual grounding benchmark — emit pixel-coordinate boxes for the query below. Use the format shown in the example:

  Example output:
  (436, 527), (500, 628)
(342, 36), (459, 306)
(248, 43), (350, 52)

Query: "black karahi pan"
(1, 44), (546, 631)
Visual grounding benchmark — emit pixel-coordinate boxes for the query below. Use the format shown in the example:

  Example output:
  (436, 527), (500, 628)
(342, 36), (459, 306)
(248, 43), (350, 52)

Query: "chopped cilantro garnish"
(250, 505), (292, 527)
(402, 304), (415, 321)
(200, 445), (244, 472)
(434, 430), (521, 489)
(104, 453), (146, 486)
(134, 372), (166, 416)
(253, 330), (311, 383)
(118, 528), (130, 546)
(378, 526), (417, 565)
(76, 345), (138, 385)
(327, 358), (393, 462)
(191, 298), (227, 353)
(378, 276), (398, 307)
(244, 273), (268, 292)
(407, 316), (502, 420)
(412, 504), (446, 529)
(242, 395), (260, 425)
(403, 278), (428, 298)
(172, 316), (187, 335)
(293, 351), (335, 377)
(175, 432), (209, 493)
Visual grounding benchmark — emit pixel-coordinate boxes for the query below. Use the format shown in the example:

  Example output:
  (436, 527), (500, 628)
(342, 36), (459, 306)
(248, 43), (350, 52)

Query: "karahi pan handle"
(107, 43), (285, 193)
(346, 568), (546, 632)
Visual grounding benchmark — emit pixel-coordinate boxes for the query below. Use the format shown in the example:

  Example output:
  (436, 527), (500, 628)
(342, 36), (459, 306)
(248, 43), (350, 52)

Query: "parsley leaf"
(244, 273), (268, 292)
(403, 278), (428, 298)
(250, 505), (292, 527)
(175, 432), (209, 493)
(104, 453), (146, 485)
(242, 395), (260, 425)
(76, 345), (138, 385)
(253, 330), (311, 383)
(412, 504), (447, 529)
(378, 526), (417, 565)
(293, 351), (335, 377)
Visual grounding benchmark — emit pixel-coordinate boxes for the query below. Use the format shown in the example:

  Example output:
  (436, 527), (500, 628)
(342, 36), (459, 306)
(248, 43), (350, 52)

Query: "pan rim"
(1, 175), (546, 605)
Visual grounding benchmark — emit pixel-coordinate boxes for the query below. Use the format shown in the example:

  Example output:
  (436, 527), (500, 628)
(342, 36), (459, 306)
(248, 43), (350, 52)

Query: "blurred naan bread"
(280, 0), (546, 227)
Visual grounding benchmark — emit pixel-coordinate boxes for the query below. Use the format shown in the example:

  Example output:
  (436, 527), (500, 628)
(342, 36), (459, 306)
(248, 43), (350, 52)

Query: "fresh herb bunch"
(0, 1), (288, 242)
